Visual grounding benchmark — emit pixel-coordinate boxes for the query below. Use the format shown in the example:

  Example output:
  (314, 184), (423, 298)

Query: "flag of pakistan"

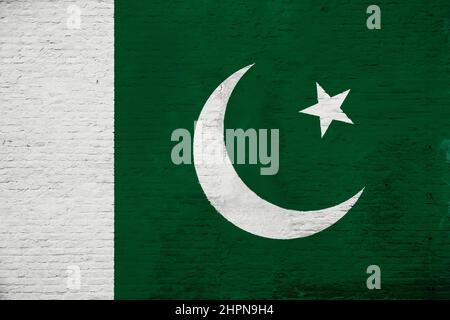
(115, 1), (450, 299)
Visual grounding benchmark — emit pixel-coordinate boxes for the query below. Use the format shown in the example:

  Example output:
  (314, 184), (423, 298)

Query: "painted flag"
(115, 1), (450, 299)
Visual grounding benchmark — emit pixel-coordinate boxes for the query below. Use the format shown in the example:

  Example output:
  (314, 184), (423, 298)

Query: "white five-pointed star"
(299, 83), (353, 138)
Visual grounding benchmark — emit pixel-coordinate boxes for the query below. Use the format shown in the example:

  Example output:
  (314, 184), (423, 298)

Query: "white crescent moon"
(193, 64), (364, 240)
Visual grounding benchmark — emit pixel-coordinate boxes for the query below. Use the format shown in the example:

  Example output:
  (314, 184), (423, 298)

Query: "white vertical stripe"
(0, 0), (114, 299)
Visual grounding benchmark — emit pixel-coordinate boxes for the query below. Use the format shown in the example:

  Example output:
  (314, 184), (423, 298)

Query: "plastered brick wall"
(0, 0), (114, 299)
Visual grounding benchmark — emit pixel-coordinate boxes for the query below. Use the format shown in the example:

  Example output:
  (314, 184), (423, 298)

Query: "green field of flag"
(115, 0), (450, 299)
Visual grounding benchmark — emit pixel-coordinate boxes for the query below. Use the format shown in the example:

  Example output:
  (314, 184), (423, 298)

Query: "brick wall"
(0, 0), (114, 299)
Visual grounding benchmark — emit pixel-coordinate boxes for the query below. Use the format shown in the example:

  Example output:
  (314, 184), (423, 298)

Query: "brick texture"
(0, 0), (113, 299)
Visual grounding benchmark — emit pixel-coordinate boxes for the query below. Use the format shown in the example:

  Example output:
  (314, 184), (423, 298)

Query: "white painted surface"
(0, 0), (114, 299)
(300, 83), (353, 138)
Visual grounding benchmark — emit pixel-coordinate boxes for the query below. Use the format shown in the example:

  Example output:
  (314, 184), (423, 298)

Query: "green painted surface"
(116, 0), (450, 299)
